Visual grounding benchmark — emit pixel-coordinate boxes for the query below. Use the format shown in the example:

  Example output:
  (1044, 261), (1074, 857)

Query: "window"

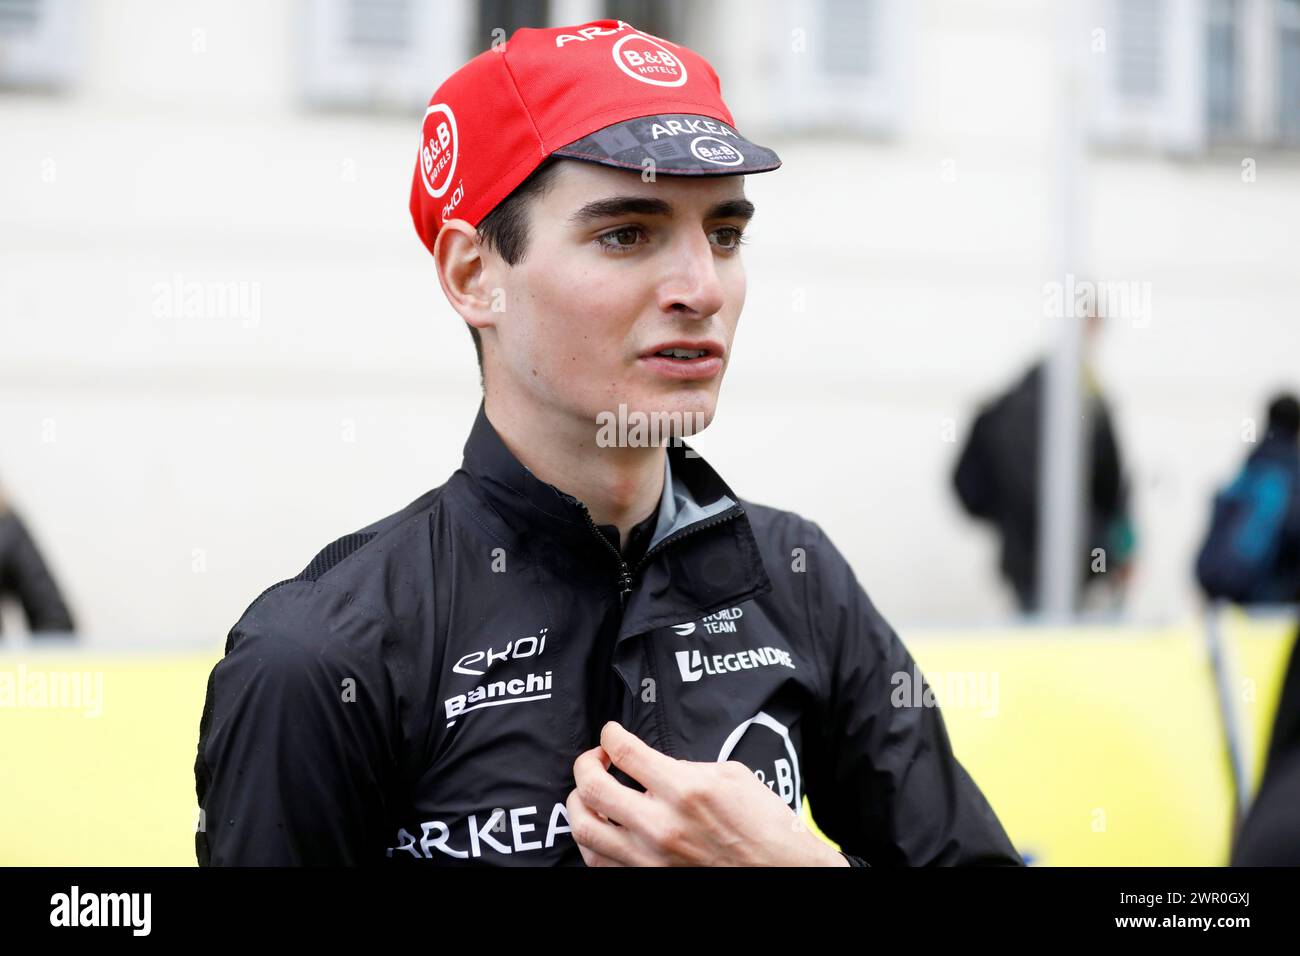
(1280, 0), (1300, 141)
(821, 0), (877, 79)
(1092, 0), (1204, 153)
(299, 0), (468, 112)
(1206, 0), (1241, 136)
(766, 0), (907, 135)
(344, 0), (410, 50)
(475, 0), (549, 52)
(603, 0), (685, 44)
(1114, 0), (1166, 100)
(300, 0), (560, 112)
(0, 0), (78, 90)
(1093, 0), (1300, 152)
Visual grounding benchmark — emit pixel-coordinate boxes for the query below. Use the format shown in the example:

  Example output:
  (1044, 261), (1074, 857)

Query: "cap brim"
(551, 113), (781, 176)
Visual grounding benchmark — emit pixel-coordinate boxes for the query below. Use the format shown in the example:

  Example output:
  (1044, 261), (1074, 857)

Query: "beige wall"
(1, 0), (1296, 645)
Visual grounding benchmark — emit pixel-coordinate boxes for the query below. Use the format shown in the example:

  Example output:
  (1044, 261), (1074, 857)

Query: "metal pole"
(1204, 601), (1253, 832)
(1038, 1), (1089, 619)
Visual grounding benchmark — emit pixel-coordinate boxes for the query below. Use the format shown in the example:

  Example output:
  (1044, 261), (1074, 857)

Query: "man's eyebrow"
(709, 198), (756, 222)
(568, 195), (756, 226)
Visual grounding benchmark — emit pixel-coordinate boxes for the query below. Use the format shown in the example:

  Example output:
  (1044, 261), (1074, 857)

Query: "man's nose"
(658, 230), (726, 319)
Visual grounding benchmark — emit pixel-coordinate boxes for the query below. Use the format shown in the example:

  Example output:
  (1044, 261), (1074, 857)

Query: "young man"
(953, 309), (1135, 613)
(195, 19), (1021, 867)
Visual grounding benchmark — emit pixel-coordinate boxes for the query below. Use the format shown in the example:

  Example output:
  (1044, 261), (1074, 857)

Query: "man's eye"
(596, 226), (647, 253)
(711, 227), (749, 252)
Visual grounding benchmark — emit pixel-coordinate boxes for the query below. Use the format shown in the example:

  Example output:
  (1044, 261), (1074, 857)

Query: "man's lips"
(637, 339), (726, 381)
(638, 338), (726, 360)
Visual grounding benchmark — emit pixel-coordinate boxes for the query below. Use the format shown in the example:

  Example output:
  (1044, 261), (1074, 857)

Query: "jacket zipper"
(575, 499), (746, 759)
(575, 501), (745, 608)
(628, 504), (744, 583)
(576, 503), (635, 608)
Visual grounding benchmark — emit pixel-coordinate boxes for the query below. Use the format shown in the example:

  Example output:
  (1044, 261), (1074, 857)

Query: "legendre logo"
(676, 647), (796, 683)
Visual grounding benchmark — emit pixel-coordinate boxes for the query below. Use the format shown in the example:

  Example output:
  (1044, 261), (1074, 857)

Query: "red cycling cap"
(409, 18), (782, 255)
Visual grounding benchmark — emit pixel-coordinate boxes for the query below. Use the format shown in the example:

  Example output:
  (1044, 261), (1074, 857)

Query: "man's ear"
(433, 220), (499, 335)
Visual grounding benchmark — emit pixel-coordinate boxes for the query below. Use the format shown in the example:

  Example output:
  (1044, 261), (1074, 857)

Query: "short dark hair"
(1266, 393), (1300, 440)
(467, 154), (566, 390)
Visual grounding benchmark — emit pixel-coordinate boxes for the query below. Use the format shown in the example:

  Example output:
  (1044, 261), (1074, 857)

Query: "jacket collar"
(458, 399), (772, 635)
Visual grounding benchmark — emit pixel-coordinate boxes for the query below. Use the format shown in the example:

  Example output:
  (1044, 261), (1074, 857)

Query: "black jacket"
(195, 401), (1021, 866)
(953, 361), (1129, 609)
(1232, 621), (1300, 865)
(0, 507), (76, 636)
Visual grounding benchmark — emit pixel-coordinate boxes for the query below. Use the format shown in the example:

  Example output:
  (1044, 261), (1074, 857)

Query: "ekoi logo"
(444, 626), (553, 724)
(419, 103), (458, 199)
(612, 32), (686, 86)
(453, 628), (548, 676)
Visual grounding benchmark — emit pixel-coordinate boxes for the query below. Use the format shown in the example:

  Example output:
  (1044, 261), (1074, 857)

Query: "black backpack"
(1196, 445), (1298, 603)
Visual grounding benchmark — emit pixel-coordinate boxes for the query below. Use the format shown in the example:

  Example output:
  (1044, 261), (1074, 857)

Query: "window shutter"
(0, 0), (78, 90)
(299, 0), (465, 112)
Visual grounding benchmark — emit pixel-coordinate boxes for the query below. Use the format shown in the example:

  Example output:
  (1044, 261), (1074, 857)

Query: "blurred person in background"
(0, 482), (76, 637)
(952, 309), (1135, 614)
(1195, 393), (1300, 605)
